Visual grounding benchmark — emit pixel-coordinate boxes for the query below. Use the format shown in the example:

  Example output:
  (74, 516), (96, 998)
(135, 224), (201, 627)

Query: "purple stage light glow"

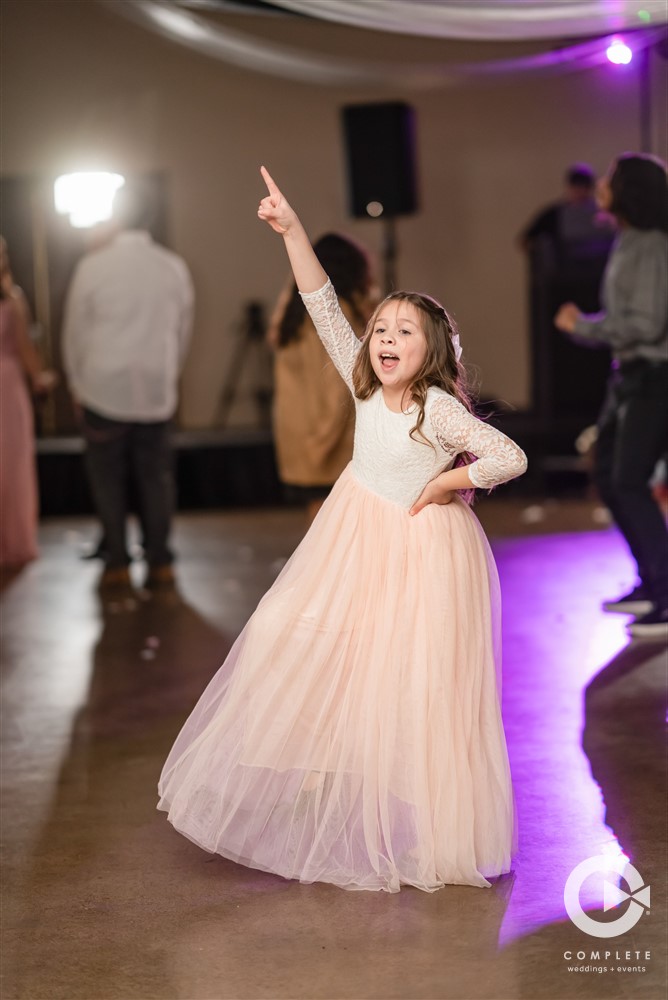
(606, 38), (633, 64)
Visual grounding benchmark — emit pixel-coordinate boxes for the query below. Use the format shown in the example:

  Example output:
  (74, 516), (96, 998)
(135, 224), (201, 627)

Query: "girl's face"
(369, 299), (428, 395)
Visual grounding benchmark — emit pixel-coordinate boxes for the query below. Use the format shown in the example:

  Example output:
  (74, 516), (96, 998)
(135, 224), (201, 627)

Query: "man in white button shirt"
(63, 181), (194, 588)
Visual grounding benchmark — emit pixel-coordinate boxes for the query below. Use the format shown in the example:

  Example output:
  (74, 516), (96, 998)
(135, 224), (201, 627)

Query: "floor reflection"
(499, 638), (666, 998)
(583, 640), (666, 889)
(496, 529), (662, 946)
(1, 509), (666, 999)
(6, 581), (232, 1000)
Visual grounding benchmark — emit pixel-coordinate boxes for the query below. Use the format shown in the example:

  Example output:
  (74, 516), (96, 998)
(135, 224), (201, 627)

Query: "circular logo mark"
(564, 855), (650, 938)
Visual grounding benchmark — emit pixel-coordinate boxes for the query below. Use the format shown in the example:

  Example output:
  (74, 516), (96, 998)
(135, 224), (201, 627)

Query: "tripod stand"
(216, 302), (273, 428)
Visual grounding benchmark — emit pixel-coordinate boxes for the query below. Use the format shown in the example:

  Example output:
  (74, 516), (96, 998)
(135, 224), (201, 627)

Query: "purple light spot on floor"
(494, 527), (635, 945)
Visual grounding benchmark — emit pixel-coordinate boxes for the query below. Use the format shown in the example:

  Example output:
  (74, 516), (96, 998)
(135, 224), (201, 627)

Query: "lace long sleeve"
(300, 280), (362, 391)
(431, 394), (528, 489)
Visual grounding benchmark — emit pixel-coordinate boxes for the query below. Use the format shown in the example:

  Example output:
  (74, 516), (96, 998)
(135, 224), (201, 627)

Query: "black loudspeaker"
(342, 102), (418, 218)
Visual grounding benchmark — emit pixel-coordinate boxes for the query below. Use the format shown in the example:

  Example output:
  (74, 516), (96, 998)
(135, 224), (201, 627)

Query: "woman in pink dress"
(0, 237), (55, 569)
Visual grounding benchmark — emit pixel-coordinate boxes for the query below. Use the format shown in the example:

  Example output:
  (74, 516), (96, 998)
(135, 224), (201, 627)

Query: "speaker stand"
(382, 217), (397, 294)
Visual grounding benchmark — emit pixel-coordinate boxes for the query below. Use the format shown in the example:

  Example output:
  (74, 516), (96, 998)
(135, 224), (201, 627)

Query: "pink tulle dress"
(0, 298), (39, 567)
(158, 280), (527, 892)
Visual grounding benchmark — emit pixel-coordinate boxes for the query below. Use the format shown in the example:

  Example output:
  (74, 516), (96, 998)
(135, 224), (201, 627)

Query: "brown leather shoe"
(145, 564), (176, 589)
(98, 566), (132, 589)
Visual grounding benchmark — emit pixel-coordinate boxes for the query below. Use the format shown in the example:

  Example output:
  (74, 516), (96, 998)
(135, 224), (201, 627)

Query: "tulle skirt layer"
(158, 467), (515, 892)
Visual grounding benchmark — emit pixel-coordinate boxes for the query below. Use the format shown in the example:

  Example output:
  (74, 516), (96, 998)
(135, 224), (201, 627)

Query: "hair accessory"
(435, 302), (463, 362)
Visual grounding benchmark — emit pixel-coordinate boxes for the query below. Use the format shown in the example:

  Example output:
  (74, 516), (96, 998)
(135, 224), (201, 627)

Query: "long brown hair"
(609, 153), (668, 233)
(352, 291), (477, 496)
(279, 233), (371, 347)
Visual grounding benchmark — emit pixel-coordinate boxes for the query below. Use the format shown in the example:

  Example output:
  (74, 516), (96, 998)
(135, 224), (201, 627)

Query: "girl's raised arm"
(258, 166), (362, 390)
(258, 167), (327, 294)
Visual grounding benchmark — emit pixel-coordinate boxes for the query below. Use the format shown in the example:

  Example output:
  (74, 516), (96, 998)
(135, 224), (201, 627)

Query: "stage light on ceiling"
(606, 38), (633, 65)
(54, 172), (125, 228)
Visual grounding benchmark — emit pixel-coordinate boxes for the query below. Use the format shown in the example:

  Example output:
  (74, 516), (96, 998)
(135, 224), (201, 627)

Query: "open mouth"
(379, 352), (399, 372)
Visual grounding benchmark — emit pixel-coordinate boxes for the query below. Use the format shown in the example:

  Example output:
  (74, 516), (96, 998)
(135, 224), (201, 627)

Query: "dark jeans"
(82, 408), (175, 570)
(594, 361), (668, 608)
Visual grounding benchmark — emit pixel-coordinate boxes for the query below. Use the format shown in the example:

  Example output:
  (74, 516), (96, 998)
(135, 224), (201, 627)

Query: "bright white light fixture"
(54, 172), (125, 228)
(606, 37), (633, 65)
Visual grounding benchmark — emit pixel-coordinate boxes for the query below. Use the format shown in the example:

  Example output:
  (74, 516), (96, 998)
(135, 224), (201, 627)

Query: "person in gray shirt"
(555, 153), (668, 640)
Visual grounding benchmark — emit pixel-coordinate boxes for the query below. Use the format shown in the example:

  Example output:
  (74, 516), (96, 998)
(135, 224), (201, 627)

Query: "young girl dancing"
(158, 167), (528, 892)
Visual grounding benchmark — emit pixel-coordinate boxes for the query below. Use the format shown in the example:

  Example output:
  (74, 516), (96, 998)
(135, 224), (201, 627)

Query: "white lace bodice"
(301, 281), (527, 509)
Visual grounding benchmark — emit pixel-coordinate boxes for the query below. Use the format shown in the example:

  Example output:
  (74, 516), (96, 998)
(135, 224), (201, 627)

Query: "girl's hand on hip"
(409, 478), (454, 516)
(258, 166), (298, 234)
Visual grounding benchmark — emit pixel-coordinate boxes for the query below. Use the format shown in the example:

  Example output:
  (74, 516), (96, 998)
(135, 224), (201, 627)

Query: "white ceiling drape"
(268, 1), (668, 41)
(102, 0), (666, 88)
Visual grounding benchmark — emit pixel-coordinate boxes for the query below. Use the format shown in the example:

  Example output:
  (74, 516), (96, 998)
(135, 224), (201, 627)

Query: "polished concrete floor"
(1, 499), (666, 1000)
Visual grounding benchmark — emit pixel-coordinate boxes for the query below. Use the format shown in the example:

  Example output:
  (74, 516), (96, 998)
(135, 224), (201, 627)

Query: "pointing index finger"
(260, 165), (280, 198)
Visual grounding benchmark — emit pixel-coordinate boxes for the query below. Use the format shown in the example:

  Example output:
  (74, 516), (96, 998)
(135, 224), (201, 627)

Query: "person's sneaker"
(145, 564), (176, 589)
(602, 585), (653, 615)
(627, 606), (668, 641)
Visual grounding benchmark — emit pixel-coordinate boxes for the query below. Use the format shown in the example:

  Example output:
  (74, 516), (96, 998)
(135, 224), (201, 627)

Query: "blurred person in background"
(0, 237), (57, 571)
(519, 163), (614, 266)
(555, 153), (668, 640)
(63, 180), (194, 590)
(269, 233), (376, 524)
